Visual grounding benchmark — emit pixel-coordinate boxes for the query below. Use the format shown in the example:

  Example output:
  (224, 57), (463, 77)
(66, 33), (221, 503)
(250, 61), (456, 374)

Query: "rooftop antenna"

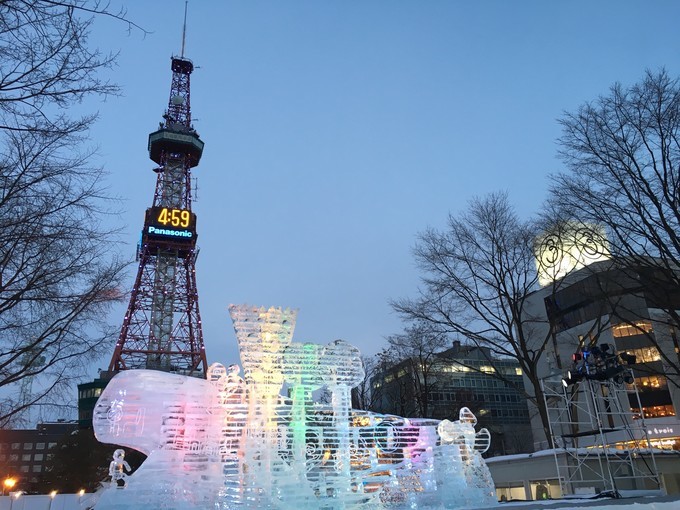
(180, 1), (188, 58)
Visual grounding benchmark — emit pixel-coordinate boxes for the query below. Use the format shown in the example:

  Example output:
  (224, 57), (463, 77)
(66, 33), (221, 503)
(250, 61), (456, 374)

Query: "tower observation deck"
(108, 52), (208, 377)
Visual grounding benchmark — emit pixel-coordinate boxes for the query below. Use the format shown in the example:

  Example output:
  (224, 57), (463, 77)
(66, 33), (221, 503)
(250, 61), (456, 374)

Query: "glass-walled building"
(77, 377), (109, 429)
(371, 342), (531, 456)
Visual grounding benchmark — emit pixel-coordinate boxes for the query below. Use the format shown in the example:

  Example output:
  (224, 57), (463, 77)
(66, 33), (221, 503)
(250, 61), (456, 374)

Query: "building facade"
(0, 421), (78, 493)
(525, 255), (680, 451)
(371, 342), (531, 456)
(77, 377), (108, 429)
(487, 449), (680, 500)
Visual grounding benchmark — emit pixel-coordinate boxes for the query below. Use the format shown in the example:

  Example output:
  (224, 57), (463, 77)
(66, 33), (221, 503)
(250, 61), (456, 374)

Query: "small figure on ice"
(109, 449), (131, 488)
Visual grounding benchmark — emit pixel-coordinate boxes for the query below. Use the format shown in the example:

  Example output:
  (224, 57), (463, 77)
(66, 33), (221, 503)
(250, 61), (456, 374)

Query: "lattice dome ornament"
(535, 222), (611, 286)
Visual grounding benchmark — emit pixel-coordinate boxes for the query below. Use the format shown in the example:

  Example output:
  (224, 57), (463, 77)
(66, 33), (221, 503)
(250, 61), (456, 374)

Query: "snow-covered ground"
(1, 493), (678, 510)
(498, 502), (677, 509)
(483, 495), (680, 510)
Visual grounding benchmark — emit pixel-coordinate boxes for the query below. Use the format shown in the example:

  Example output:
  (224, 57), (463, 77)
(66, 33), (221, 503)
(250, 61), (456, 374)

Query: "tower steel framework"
(108, 53), (207, 377)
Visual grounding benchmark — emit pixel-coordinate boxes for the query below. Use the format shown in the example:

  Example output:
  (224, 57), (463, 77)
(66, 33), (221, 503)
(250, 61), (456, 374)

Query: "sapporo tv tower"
(108, 18), (207, 377)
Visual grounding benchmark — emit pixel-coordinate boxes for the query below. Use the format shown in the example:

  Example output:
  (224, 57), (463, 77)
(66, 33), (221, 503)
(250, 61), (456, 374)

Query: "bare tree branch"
(391, 192), (556, 443)
(0, 0), (139, 426)
(549, 68), (680, 383)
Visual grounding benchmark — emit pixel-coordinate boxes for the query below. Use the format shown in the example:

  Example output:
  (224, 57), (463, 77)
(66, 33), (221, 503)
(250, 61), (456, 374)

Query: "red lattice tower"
(108, 53), (207, 377)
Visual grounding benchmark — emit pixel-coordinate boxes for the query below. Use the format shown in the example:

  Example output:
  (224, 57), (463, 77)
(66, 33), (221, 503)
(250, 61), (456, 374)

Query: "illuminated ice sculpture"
(93, 305), (496, 509)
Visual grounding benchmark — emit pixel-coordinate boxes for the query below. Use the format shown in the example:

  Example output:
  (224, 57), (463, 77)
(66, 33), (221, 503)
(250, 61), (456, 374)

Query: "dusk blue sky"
(85, 1), (680, 369)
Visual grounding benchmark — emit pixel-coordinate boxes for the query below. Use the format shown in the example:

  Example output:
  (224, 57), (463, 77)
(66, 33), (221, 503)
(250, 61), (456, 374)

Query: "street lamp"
(9, 491), (22, 510)
(48, 490), (57, 510)
(3, 477), (16, 496)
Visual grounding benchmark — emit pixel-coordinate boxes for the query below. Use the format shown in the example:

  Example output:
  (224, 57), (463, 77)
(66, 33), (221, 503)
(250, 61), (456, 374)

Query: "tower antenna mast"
(181, 1), (188, 58)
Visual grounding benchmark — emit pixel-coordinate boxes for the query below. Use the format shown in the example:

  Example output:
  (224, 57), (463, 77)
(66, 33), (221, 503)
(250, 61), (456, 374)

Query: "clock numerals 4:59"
(157, 207), (190, 228)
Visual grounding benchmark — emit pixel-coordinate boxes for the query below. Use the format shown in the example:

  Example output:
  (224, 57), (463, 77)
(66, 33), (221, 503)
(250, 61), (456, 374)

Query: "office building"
(371, 342), (531, 456)
(0, 421), (77, 493)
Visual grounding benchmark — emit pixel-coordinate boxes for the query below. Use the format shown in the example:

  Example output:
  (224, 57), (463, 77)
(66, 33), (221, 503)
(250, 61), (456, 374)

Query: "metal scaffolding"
(542, 372), (661, 496)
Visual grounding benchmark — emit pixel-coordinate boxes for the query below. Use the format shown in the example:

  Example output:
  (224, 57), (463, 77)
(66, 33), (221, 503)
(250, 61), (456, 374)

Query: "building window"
(480, 366), (496, 374)
(9, 454), (18, 461)
(32, 465), (42, 473)
(23, 442), (33, 450)
(618, 346), (661, 363)
(20, 465), (29, 473)
(496, 484), (526, 502)
(631, 405), (676, 419)
(34, 454), (44, 461)
(21, 454), (31, 461)
(36, 442), (45, 450)
(612, 321), (653, 338)
(630, 375), (668, 391)
(48, 443), (57, 449)
(442, 365), (470, 373)
(530, 479), (562, 500)
(648, 438), (679, 450)
(11, 443), (20, 450)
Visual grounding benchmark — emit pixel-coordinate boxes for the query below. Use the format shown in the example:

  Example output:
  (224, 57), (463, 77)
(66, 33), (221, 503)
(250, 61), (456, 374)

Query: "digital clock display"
(156, 207), (191, 228)
(144, 206), (197, 245)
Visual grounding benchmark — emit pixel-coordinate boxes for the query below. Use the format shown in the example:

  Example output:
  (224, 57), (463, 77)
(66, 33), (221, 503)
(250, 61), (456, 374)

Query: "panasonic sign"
(148, 226), (193, 238)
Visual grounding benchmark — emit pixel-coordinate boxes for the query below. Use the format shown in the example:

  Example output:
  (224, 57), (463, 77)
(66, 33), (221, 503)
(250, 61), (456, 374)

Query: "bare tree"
(391, 192), (556, 442)
(0, 1), (144, 133)
(549, 69), (680, 380)
(373, 323), (449, 418)
(350, 355), (383, 411)
(0, 1), (140, 426)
